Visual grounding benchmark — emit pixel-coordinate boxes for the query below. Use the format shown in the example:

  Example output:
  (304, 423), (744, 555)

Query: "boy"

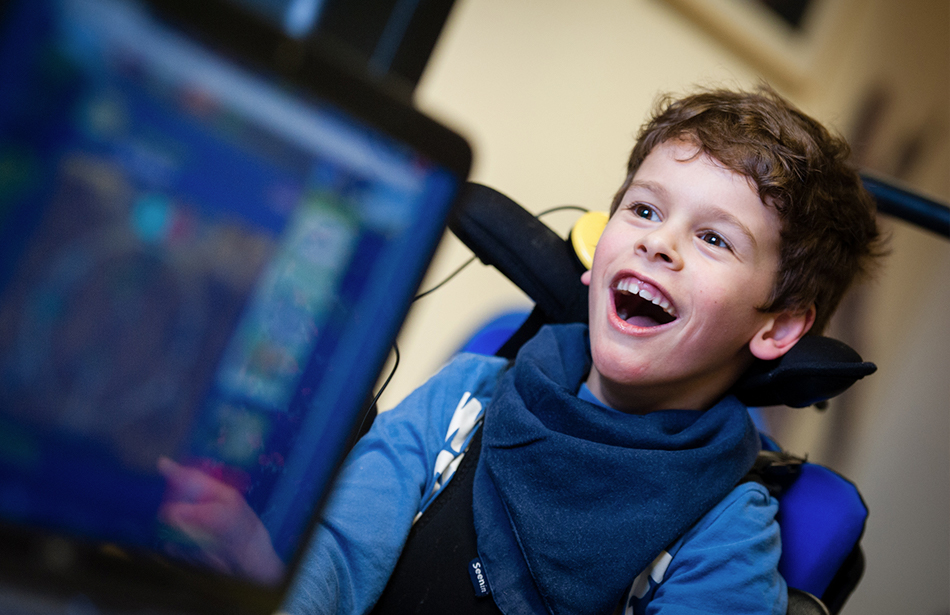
(169, 86), (882, 614)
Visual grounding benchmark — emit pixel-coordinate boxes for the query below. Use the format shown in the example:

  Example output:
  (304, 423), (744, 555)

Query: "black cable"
(413, 204), (588, 302)
(371, 202), (590, 404)
(368, 341), (400, 410)
(536, 204), (588, 218)
(413, 255), (477, 301)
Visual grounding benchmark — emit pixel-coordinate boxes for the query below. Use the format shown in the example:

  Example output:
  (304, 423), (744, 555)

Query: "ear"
(749, 305), (816, 361)
(580, 270), (592, 286)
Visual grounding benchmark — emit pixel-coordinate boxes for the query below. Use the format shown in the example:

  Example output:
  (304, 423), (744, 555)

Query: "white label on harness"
(468, 557), (491, 597)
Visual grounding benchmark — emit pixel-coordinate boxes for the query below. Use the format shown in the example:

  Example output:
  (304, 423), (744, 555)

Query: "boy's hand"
(157, 457), (285, 584)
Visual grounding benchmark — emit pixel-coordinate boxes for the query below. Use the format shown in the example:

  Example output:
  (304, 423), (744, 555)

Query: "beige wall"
(378, 0), (948, 612)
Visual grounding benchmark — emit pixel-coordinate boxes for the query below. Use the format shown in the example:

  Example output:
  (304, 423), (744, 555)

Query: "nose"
(636, 227), (683, 269)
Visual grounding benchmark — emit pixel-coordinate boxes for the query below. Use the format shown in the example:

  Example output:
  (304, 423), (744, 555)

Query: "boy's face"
(583, 139), (789, 413)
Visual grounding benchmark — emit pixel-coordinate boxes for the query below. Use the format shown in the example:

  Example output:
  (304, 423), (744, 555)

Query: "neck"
(584, 362), (751, 414)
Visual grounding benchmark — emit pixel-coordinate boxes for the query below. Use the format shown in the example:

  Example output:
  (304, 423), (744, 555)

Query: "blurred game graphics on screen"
(0, 0), (469, 612)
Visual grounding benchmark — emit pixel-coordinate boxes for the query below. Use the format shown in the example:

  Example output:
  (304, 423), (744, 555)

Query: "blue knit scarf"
(472, 324), (759, 615)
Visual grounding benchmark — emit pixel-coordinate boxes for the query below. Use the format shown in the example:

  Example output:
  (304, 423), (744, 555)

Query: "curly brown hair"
(611, 86), (885, 333)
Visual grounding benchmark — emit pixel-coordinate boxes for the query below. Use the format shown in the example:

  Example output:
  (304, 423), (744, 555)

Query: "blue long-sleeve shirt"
(282, 352), (787, 615)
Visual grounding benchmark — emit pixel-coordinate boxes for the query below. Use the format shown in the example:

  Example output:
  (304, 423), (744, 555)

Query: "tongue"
(625, 314), (661, 327)
(617, 305), (662, 327)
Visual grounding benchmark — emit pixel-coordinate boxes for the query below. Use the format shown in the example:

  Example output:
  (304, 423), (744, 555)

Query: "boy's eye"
(632, 203), (658, 221)
(700, 231), (731, 250)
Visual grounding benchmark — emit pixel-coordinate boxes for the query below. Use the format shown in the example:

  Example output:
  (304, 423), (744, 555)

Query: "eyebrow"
(628, 179), (668, 200)
(627, 180), (759, 249)
(704, 207), (759, 249)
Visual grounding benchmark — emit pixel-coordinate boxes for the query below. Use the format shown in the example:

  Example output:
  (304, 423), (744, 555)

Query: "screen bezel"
(0, 0), (471, 612)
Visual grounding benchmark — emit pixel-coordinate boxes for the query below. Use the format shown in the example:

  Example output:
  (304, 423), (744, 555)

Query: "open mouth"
(613, 277), (677, 327)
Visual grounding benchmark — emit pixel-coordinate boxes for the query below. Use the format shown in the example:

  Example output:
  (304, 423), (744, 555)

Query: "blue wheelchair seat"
(780, 463), (867, 604)
(761, 436), (868, 613)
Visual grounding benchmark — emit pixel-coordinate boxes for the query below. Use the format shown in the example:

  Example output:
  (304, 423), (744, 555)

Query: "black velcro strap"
(741, 450), (805, 498)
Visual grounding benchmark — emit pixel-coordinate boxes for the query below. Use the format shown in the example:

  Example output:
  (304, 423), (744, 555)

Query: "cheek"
(694, 293), (766, 343)
(591, 225), (624, 263)
(698, 267), (769, 307)
(691, 285), (758, 332)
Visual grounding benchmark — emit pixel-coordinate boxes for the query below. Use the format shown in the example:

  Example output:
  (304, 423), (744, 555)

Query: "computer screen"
(0, 0), (469, 611)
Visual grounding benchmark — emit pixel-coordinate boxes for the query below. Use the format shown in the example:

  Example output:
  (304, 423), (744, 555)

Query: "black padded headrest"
(448, 182), (588, 324)
(448, 182), (877, 409)
(731, 336), (876, 408)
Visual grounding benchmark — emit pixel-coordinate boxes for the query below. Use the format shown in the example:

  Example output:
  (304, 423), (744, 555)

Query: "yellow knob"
(570, 211), (608, 270)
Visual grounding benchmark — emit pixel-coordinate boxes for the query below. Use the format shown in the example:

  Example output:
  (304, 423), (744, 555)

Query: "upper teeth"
(616, 278), (677, 317)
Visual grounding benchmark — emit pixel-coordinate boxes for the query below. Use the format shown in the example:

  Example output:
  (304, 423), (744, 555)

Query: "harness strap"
(369, 428), (503, 614)
(742, 449), (806, 497)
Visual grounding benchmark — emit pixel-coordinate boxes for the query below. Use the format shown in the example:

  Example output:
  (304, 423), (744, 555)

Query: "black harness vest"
(369, 428), (504, 614)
